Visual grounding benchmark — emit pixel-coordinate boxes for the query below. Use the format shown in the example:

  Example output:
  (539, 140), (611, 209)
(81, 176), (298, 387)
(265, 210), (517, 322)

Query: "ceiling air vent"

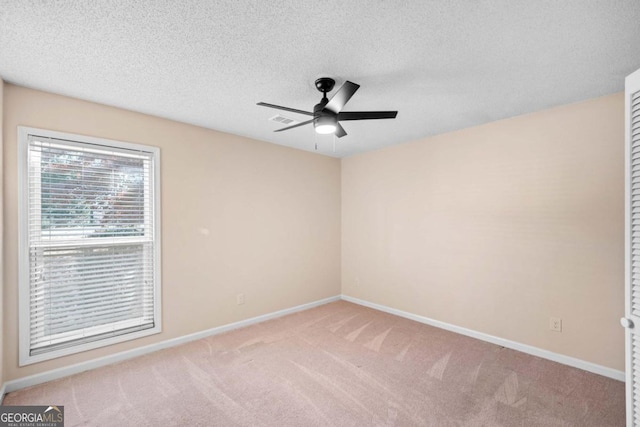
(269, 115), (298, 126)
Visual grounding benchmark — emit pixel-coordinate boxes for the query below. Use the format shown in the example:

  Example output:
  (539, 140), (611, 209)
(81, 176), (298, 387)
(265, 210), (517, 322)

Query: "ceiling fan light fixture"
(315, 124), (336, 134)
(314, 115), (337, 134)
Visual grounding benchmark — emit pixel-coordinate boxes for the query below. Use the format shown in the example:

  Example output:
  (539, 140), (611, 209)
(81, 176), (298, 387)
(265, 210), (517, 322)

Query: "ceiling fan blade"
(273, 119), (314, 132)
(324, 81), (360, 114)
(335, 122), (347, 138)
(257, 102), (313, 116)
(338, 111), (398, 121)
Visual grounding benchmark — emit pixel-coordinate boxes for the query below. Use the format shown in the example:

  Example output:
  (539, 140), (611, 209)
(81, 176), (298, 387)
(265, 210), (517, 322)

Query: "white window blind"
(19, 127), (161, 365)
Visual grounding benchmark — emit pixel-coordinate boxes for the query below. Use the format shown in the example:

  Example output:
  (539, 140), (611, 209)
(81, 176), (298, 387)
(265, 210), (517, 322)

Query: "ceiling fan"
(257, 77), (398, 138)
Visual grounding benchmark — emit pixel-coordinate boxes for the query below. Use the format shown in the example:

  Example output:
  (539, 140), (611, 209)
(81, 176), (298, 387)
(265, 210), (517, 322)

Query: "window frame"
(18, 126), (162, 366)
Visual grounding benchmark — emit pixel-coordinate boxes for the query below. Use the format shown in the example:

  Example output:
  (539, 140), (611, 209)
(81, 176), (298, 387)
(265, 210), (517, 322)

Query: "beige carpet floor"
(2, 301), (625, 426)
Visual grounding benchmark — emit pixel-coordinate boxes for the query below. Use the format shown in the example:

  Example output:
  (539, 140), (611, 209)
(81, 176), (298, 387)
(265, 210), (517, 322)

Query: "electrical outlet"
(237, 293), (245, 305)
(550, 317), (562, 332)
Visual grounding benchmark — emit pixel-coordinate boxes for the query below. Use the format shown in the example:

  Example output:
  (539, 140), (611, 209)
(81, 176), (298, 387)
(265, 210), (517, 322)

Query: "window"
(19, 127), (161, 365)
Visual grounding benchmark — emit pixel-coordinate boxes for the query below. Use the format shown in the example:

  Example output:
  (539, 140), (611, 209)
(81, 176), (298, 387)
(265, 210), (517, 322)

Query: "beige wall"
(1, 83), (625, 383)
(2, 84), (341, 381)
(342, 93), (625, 370)
(0, 78), (4, 389)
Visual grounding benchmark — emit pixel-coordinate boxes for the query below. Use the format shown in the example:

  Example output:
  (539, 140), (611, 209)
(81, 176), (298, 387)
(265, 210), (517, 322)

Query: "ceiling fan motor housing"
(313, 100), (337, 129)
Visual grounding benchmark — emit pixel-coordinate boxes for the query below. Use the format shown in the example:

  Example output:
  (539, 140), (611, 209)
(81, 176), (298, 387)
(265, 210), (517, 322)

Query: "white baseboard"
(3, 295), (341, 394)
(2, 293), (623, 398)
(341, 295), (625, 382)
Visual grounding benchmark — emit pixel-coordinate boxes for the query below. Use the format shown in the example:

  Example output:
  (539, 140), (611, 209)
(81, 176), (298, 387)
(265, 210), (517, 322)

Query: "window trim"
(18, 126), (162, 366)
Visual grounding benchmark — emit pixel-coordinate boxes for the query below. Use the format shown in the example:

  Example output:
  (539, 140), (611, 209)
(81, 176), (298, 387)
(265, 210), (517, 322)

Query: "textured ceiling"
(1, 1), (639, 158)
